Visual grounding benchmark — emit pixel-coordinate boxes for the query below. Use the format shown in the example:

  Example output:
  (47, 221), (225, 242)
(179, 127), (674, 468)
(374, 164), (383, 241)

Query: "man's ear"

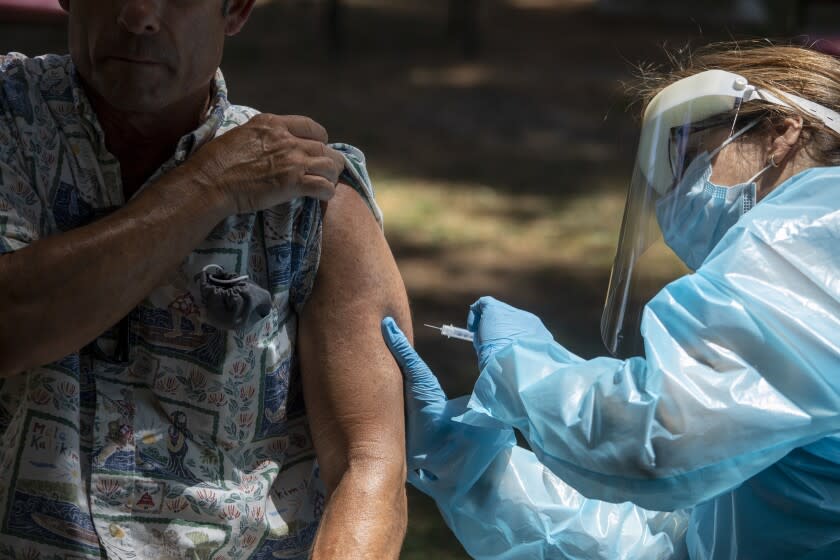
(224, 0), (257, 36)
(58, 0), (69, 12)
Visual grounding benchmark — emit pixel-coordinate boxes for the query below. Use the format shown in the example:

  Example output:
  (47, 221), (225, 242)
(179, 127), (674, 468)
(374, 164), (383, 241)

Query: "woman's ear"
(224, 0), (257, 36)
(769, 116), (804, 166)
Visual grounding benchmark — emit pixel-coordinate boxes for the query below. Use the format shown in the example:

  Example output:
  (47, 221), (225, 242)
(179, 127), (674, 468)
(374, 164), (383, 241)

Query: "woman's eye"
(684, 149), (698, 166)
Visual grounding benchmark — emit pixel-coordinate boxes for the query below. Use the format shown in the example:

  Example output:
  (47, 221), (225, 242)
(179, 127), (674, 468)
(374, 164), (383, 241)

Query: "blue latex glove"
(468, 296), (558, 371)
(381, 317), (516, 503)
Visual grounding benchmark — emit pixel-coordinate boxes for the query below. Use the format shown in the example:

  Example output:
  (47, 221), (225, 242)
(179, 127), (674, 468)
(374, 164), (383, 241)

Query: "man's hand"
(192, 114), (346, 214)
(0, 113), (343, 376)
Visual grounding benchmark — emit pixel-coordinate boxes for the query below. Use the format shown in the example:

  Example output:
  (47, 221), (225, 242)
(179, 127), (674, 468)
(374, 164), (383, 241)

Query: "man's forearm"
(0, 163), (230, 376)
(0, 113), (346, 377)
(311, 457), (407, 559)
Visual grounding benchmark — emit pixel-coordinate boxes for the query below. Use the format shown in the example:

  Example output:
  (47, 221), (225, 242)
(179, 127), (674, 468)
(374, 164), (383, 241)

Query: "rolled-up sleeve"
(289, 144), (383, 313)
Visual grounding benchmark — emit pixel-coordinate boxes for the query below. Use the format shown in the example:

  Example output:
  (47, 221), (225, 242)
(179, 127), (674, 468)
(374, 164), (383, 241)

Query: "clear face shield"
(601, 69), (840, 358)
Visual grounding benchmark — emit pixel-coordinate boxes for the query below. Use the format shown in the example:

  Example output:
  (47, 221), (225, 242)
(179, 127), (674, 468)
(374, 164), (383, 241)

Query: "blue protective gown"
(445, 167), (840, 559)
(434, 435), (691, 559)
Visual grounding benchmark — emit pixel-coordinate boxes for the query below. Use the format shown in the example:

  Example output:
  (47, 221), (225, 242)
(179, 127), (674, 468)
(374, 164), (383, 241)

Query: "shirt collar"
(174, 68), (231, 163)
(69, 59), (106, 151)
(68, 58), (232, 163)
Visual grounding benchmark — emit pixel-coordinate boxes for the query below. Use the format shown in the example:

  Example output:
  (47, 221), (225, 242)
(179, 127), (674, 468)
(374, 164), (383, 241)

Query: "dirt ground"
(0, 1), (794, 557)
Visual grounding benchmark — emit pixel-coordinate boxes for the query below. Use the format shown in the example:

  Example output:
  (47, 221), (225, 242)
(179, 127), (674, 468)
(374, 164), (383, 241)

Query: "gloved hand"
(468, 296), (554, 371)
(381, 317), (516, 503)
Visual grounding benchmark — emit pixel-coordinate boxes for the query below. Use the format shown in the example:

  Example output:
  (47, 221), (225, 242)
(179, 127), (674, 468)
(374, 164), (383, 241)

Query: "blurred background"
(2, 0), (837, 557)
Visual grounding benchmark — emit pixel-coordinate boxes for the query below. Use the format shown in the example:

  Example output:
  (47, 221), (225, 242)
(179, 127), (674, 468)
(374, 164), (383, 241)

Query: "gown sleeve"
(432, 442), (689, 560)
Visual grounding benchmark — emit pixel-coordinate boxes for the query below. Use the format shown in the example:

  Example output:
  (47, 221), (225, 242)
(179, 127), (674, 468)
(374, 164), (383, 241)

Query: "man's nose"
(118, 0), (162, 35)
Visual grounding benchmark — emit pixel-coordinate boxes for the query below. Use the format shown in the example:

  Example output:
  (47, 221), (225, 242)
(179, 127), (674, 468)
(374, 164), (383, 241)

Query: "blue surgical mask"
(655, 122), (771, 270)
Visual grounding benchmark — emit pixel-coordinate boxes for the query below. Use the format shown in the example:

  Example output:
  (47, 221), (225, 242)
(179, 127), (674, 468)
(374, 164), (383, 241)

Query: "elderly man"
(0, 1), (410, 558)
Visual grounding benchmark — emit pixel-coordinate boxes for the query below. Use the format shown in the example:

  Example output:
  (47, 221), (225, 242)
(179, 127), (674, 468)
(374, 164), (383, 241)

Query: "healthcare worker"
(381, 44), (840, 559)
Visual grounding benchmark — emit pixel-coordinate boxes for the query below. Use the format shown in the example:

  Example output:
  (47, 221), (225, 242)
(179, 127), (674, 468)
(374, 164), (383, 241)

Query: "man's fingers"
(298, 138), (329, 157)
(304, 156), (343, 185)
(298, 141), (345, 184)
(311, 144), (347, 178)
(298, 174), (336, 201)
(325, 146), (346, 173)
(277, 115), (328, 143)
(300, 140), (346, 173)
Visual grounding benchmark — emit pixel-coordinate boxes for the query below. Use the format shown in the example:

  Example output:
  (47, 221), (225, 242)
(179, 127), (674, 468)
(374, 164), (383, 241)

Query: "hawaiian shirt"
(0, 53), (381, 560)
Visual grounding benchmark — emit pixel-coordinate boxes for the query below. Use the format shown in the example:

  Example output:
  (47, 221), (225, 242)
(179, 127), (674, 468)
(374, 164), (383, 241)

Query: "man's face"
(63, 0), (229, 113)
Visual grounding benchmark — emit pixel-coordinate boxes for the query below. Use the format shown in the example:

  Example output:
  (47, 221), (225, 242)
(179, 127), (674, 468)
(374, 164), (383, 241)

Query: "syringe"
(424, 324), (474, 342)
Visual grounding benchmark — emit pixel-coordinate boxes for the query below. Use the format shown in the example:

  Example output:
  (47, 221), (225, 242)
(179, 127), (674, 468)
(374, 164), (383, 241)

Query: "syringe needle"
(424, 324), (443, 331)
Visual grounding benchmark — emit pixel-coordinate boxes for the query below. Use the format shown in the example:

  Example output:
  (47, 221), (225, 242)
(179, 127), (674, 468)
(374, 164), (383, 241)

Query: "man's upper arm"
(298, 182), (411, 494)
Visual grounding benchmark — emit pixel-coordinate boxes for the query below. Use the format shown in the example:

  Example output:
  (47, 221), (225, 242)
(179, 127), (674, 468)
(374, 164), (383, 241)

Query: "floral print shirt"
(0, 53), (381, 560)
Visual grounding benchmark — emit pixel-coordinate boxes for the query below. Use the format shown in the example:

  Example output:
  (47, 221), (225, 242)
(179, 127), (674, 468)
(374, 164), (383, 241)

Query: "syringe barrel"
(440, 325), (475, 342)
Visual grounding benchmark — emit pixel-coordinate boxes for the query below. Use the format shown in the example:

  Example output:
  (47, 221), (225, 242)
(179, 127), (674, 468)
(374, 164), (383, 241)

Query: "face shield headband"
(638, 70), (840, 198)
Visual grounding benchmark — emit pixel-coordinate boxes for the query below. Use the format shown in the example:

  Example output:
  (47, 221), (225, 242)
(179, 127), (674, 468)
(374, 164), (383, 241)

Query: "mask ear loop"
(709, 117), (762, 159)
(746, 152), (779, 185)
(706, 116), (768, 211)
(747, 161), (773, 184)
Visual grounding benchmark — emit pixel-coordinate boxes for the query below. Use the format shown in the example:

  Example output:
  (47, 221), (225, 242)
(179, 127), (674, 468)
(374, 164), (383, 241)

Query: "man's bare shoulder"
(318, 181), (405, 313)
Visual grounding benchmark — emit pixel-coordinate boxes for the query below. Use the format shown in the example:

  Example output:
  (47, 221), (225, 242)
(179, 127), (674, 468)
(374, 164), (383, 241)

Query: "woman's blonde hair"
(633, 42), (840, 166)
